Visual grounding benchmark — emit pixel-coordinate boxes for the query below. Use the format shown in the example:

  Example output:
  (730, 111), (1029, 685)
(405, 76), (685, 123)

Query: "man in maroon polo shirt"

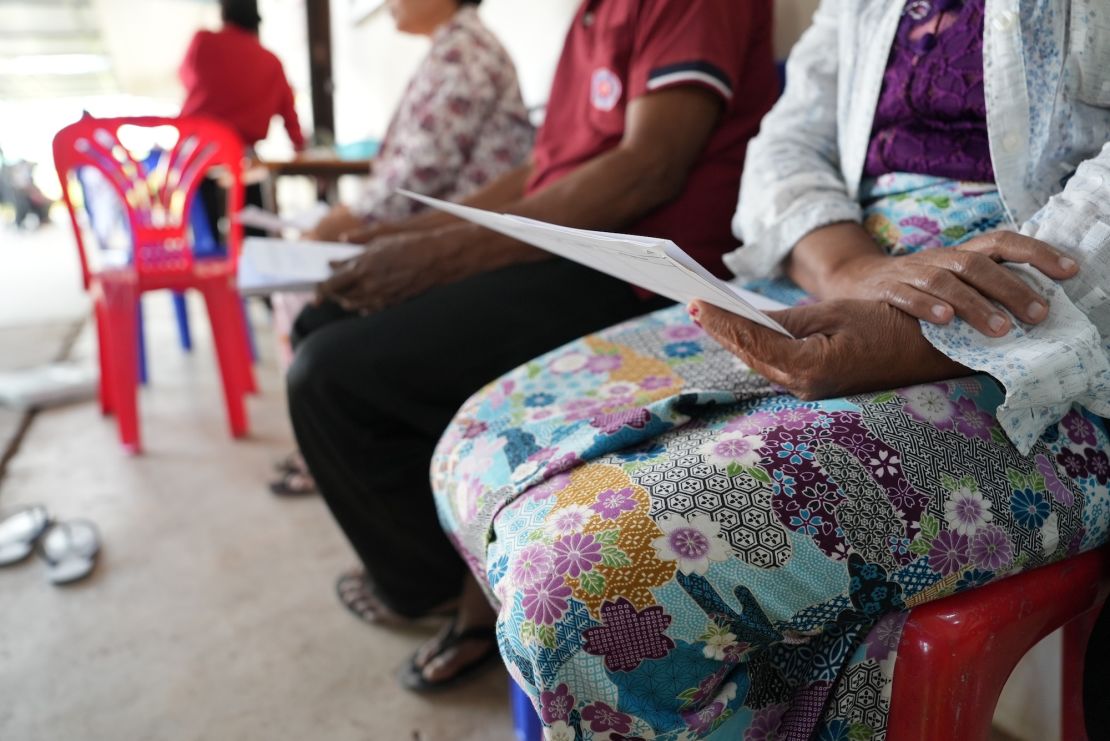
(525, 0), (776, 277)
(288, 0), (778, 689)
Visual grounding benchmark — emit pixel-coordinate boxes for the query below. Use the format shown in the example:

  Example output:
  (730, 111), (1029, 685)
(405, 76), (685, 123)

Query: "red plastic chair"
(889, 547), (1110, 741)
(53, 116), (255, 453)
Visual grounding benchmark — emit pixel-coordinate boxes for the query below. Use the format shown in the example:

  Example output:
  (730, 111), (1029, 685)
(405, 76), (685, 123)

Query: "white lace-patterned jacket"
(728, 0), (1110, 453)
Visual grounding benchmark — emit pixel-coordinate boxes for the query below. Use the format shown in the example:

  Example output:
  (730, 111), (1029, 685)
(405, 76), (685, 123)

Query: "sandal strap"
(270, 469), (316, 495)
(336, 569), (406, 625)
(402, 621), (500, 692)
(428, 621), (497, 658)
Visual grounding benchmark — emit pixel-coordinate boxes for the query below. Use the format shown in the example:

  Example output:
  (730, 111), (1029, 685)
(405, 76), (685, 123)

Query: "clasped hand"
(316, 232), (439, 313)
(826, 231), (1078, 337)
(699, 230), (1081, 399)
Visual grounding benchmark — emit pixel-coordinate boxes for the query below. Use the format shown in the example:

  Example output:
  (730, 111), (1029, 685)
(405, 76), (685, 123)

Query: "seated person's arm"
(338, 161), (536, 243)
(279, 77), (306, 153)
(320, 86), (722, 310)
(731, 0), (1074, 339)
(443, 85), (723, 267)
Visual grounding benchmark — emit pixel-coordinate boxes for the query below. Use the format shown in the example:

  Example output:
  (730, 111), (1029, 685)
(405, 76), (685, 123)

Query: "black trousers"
(287, 258), (669, 617)
(199, 178), (266, 240)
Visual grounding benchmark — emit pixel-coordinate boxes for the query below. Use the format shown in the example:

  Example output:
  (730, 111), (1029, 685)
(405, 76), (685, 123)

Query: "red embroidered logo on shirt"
(590, 68), (623, 112)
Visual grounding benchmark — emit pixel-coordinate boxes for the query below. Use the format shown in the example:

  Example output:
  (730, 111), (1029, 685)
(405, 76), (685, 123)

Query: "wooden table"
(253, 157), (374, 206)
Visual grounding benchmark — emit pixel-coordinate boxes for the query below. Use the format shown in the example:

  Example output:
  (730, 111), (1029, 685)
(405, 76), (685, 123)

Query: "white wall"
(91, 0), (220, 99)
(775, 0), (820, 58)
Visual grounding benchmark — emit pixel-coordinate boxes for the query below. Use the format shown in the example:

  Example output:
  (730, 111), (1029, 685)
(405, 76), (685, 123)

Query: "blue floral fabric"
(431, 175), (1110, 740)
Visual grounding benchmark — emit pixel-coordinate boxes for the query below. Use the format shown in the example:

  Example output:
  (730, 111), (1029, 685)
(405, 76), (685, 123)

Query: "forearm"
(784, 222), (885, 298)
(378, 87), (721, 287)
(365, 163), (534, 239)
(423, 143), (697, 281)
(432, 86), (723, 275)
(281, 86), (305, 151)
(502, 142), (688, 232)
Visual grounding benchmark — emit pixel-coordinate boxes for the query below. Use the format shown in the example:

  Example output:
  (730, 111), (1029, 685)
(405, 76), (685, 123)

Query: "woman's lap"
(432, 301), (1110, 740)
(430, 177), (1110, 739)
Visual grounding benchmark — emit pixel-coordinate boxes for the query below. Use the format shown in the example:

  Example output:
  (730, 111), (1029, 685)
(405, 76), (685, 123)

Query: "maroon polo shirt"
(526, 0), (778, 277)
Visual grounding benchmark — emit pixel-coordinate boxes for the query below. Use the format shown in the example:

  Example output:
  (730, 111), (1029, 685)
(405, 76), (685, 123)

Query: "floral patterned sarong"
(431, 174), (1110, 740)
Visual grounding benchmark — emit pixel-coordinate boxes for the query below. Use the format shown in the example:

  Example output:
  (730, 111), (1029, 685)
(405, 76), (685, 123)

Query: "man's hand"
(337, 222), (391, 244)
(305, 205), (367, 242)
(317, 231), (443, 313)
(692, 299), (970, 400)
(813, 229), (1078, 337)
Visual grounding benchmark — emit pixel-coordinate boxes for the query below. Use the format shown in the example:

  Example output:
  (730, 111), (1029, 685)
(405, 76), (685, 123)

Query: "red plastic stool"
(889, 547), (1110, 741)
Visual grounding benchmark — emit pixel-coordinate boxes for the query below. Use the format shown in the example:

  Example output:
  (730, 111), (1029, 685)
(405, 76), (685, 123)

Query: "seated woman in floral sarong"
(432, 0), (1110, 738)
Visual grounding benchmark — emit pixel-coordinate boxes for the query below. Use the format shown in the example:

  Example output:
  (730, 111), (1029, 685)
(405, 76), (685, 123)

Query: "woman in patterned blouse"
(271, 0), (532, 493)
(307, 0), (533, 240)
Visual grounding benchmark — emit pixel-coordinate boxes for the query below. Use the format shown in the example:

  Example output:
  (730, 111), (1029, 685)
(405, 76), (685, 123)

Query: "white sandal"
(0, 505), (50, 566)
(36, 520), (100, 585)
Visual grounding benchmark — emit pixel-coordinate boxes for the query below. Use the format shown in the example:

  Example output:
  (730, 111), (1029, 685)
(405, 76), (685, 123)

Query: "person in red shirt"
(288, 0), (778, 690)
(524, 0), (777, 278)
(179, 0), (304, 151)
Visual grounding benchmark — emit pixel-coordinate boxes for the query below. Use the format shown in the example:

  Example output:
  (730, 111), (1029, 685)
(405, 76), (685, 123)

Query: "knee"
(286, 331), (337, 414)
(289, 299), (346, 349)
(286, 321), (396, 421)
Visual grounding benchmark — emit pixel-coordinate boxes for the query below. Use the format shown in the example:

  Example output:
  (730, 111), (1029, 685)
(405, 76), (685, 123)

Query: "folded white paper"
(238, 237), (363, 295)
(399, 190), (792, 336)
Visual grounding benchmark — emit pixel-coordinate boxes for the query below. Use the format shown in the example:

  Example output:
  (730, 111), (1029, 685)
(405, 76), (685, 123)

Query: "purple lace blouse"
(864, 0), (995, 182)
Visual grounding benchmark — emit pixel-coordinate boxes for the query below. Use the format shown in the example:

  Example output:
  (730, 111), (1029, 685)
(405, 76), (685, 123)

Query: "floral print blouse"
(729, 0), (1110, 455)
(352, 6), (534, 222)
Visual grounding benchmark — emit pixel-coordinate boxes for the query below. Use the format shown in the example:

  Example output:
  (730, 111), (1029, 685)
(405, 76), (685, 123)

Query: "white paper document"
(399, 190), (792, 336)
(238, 237), (363, 295)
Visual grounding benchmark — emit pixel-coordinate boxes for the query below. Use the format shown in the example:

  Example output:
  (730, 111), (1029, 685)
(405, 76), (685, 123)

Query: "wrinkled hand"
(336, 222), (389, 244)
(692, 299), (970, 400)
(304, 205), (366, 243)
(827, 231), (1078, 337)
(317, 232), (441, 313)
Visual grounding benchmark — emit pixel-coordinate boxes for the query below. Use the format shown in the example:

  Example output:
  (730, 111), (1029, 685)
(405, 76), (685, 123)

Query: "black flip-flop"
(0, 505), (51, 566)
(269, 469), (318, 497)
(397, 619), (499, 693)
(336, 568), (398, 624)
(336, 568), (459, 627)
(36, 520), (100, 585)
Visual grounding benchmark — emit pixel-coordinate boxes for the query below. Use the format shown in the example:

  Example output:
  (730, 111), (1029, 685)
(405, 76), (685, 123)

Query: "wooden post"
(306, 0), (335, 146)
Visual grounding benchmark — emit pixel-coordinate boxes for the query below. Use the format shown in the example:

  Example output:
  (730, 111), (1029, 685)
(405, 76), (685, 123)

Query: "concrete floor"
(0, 282), (513, 740)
